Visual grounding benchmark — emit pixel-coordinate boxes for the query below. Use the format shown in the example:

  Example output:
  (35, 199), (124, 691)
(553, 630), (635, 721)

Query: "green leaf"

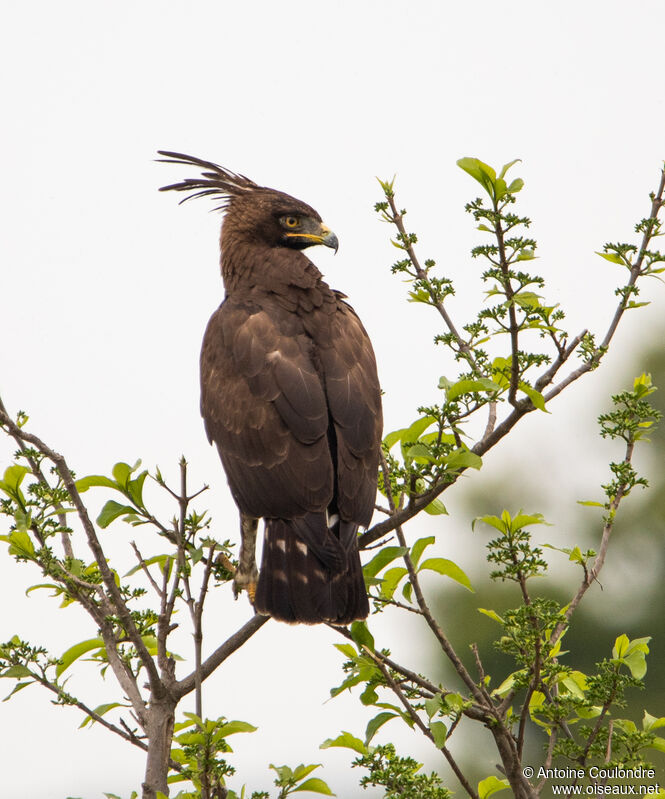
(13, 507), (32, 533)
(623, 650), (648, 679)
(643, 710), (665, 731)
(218, 720), (258, 736)
(141, 634), (159, 656)
(423, 498), (447, 515)
(515, 248), (536, 262)
(472, 514), (506, 534)
(494, 178), (508, 202)
(443, 448), (483, 472)
(560, 671), (588, 699)
(97, 500), (137, 528)
(75, 474), (118, 493)
(2, 680), (33, 701)
(404, 442), (435, 463)
(292, 764), (322, 782)
(124, 553), (172, 577)
(350, 621), (375, 652)
(363, 546), (407, 578)
(418, 558), (473, 591)
(529, 691), (546, 713)
(1, 665), (33, 679)
(510, 512), (548, 530)
(79, 701), (126, 728)
(428, 720), (447, 748)
(56, 638), (105, 677)
(596, 251), (625, 265)
(457, 157), (497, 199)
(112, 461), (134, 487)
(320, 732), (367, 755)
(478, 608), (504, 624)
(633, 372), (654, 395)
(492, 671), (523, 697)
(444, 693), (466, 714)
(410, 536), (435, 568)
(383, 428), (407, 450)
(1, 465), (29, 490)
(576, 705), (603, 720)
(648, 737), (665, 755)
(614, 719), (638, 736)
(613, 634), (630, 659)
(127, 470), (149, 508)
(404, 415), (437, 443)
(333, 643), (357, 659)
(518, 382), (547, 412)
(612, 635), (650, 678)
(498, 159), (521, 180)
(329, 672), (367, 697)
(3, 531), (36, 559)
(360, 684), (378, 706)
(365, 711), (398, 744)
(379, 566), (408, 600)
(478, 775), (510, 799)
(424, 694), (443, 718)
(292, 777), (334, 795)
(444, 378), (502, 401)
(0, 466), (29, 505)
(513, 291), (541, 309)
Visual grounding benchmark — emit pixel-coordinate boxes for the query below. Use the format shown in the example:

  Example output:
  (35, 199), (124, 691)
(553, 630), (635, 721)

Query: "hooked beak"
(283, 222), (339, 253)
(318, 224), (339, 253)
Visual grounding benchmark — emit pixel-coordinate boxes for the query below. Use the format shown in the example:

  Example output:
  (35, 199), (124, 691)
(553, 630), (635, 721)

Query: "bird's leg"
(234, 513), (259, 603)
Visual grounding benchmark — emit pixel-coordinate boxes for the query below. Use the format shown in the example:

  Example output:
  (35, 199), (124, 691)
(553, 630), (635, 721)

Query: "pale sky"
(1, 2), (665, 797)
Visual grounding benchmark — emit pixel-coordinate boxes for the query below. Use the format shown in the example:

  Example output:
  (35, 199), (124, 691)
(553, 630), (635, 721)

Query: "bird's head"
(157, 151), (338, 253)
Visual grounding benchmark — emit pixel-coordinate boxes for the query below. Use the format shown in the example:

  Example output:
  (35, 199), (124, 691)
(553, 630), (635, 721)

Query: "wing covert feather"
(200, 299), (333, 518)
(318, 298), (383, 526)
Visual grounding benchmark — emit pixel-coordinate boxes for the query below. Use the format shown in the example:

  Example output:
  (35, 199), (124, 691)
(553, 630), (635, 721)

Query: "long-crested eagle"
(158, 151), (382, 624)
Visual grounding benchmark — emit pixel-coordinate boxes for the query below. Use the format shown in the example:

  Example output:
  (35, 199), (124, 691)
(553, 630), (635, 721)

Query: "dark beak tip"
(325, 232), (340, 253)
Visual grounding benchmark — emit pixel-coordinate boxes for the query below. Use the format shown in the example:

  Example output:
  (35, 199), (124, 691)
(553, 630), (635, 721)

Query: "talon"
(233, 565), (259, 604)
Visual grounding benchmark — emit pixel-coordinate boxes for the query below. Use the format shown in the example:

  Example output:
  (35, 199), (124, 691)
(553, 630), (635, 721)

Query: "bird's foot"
(233, 563), (259, 604)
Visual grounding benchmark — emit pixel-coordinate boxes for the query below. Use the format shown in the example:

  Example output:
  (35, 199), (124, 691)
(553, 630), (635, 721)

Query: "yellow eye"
(283, 216), (299, 228)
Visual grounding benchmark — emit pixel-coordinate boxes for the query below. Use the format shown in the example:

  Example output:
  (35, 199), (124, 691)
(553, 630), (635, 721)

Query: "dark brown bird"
(158, 151), (382, 624)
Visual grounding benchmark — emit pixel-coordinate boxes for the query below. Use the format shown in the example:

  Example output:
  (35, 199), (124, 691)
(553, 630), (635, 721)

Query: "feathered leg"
(233, 513), (259, 604)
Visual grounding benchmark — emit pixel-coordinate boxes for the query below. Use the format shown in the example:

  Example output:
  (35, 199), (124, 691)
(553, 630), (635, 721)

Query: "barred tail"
(254, 516), (369, 625)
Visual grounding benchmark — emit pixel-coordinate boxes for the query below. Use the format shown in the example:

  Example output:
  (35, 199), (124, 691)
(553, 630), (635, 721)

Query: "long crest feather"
(157, 150), (260, 210)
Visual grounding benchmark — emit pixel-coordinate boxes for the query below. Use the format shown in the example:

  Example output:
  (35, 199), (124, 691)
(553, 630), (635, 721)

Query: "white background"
(1, 1), (664, 797)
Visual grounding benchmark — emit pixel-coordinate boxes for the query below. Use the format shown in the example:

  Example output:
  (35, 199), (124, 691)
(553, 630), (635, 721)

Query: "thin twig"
(536, 728), (558, 793)
(551, 438), (634, 646)
(384, 194), (479, 369)
(131, 542), (165, 597)
(28, 670), (157, 760)
(362, 645), (479, 799)
(493, 207), (521, 404)
(379, 453), (488, 707)
(175, 614), (269, 699)
(0, 417), (163, 693)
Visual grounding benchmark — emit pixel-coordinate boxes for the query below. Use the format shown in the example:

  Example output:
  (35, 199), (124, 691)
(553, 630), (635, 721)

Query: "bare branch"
(362, 645), (479, 799)
(175, 614), (269, 699)
(383, 193), (479, 369)
(131, 542), (165, 598)
(378, 454), (489, 707)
